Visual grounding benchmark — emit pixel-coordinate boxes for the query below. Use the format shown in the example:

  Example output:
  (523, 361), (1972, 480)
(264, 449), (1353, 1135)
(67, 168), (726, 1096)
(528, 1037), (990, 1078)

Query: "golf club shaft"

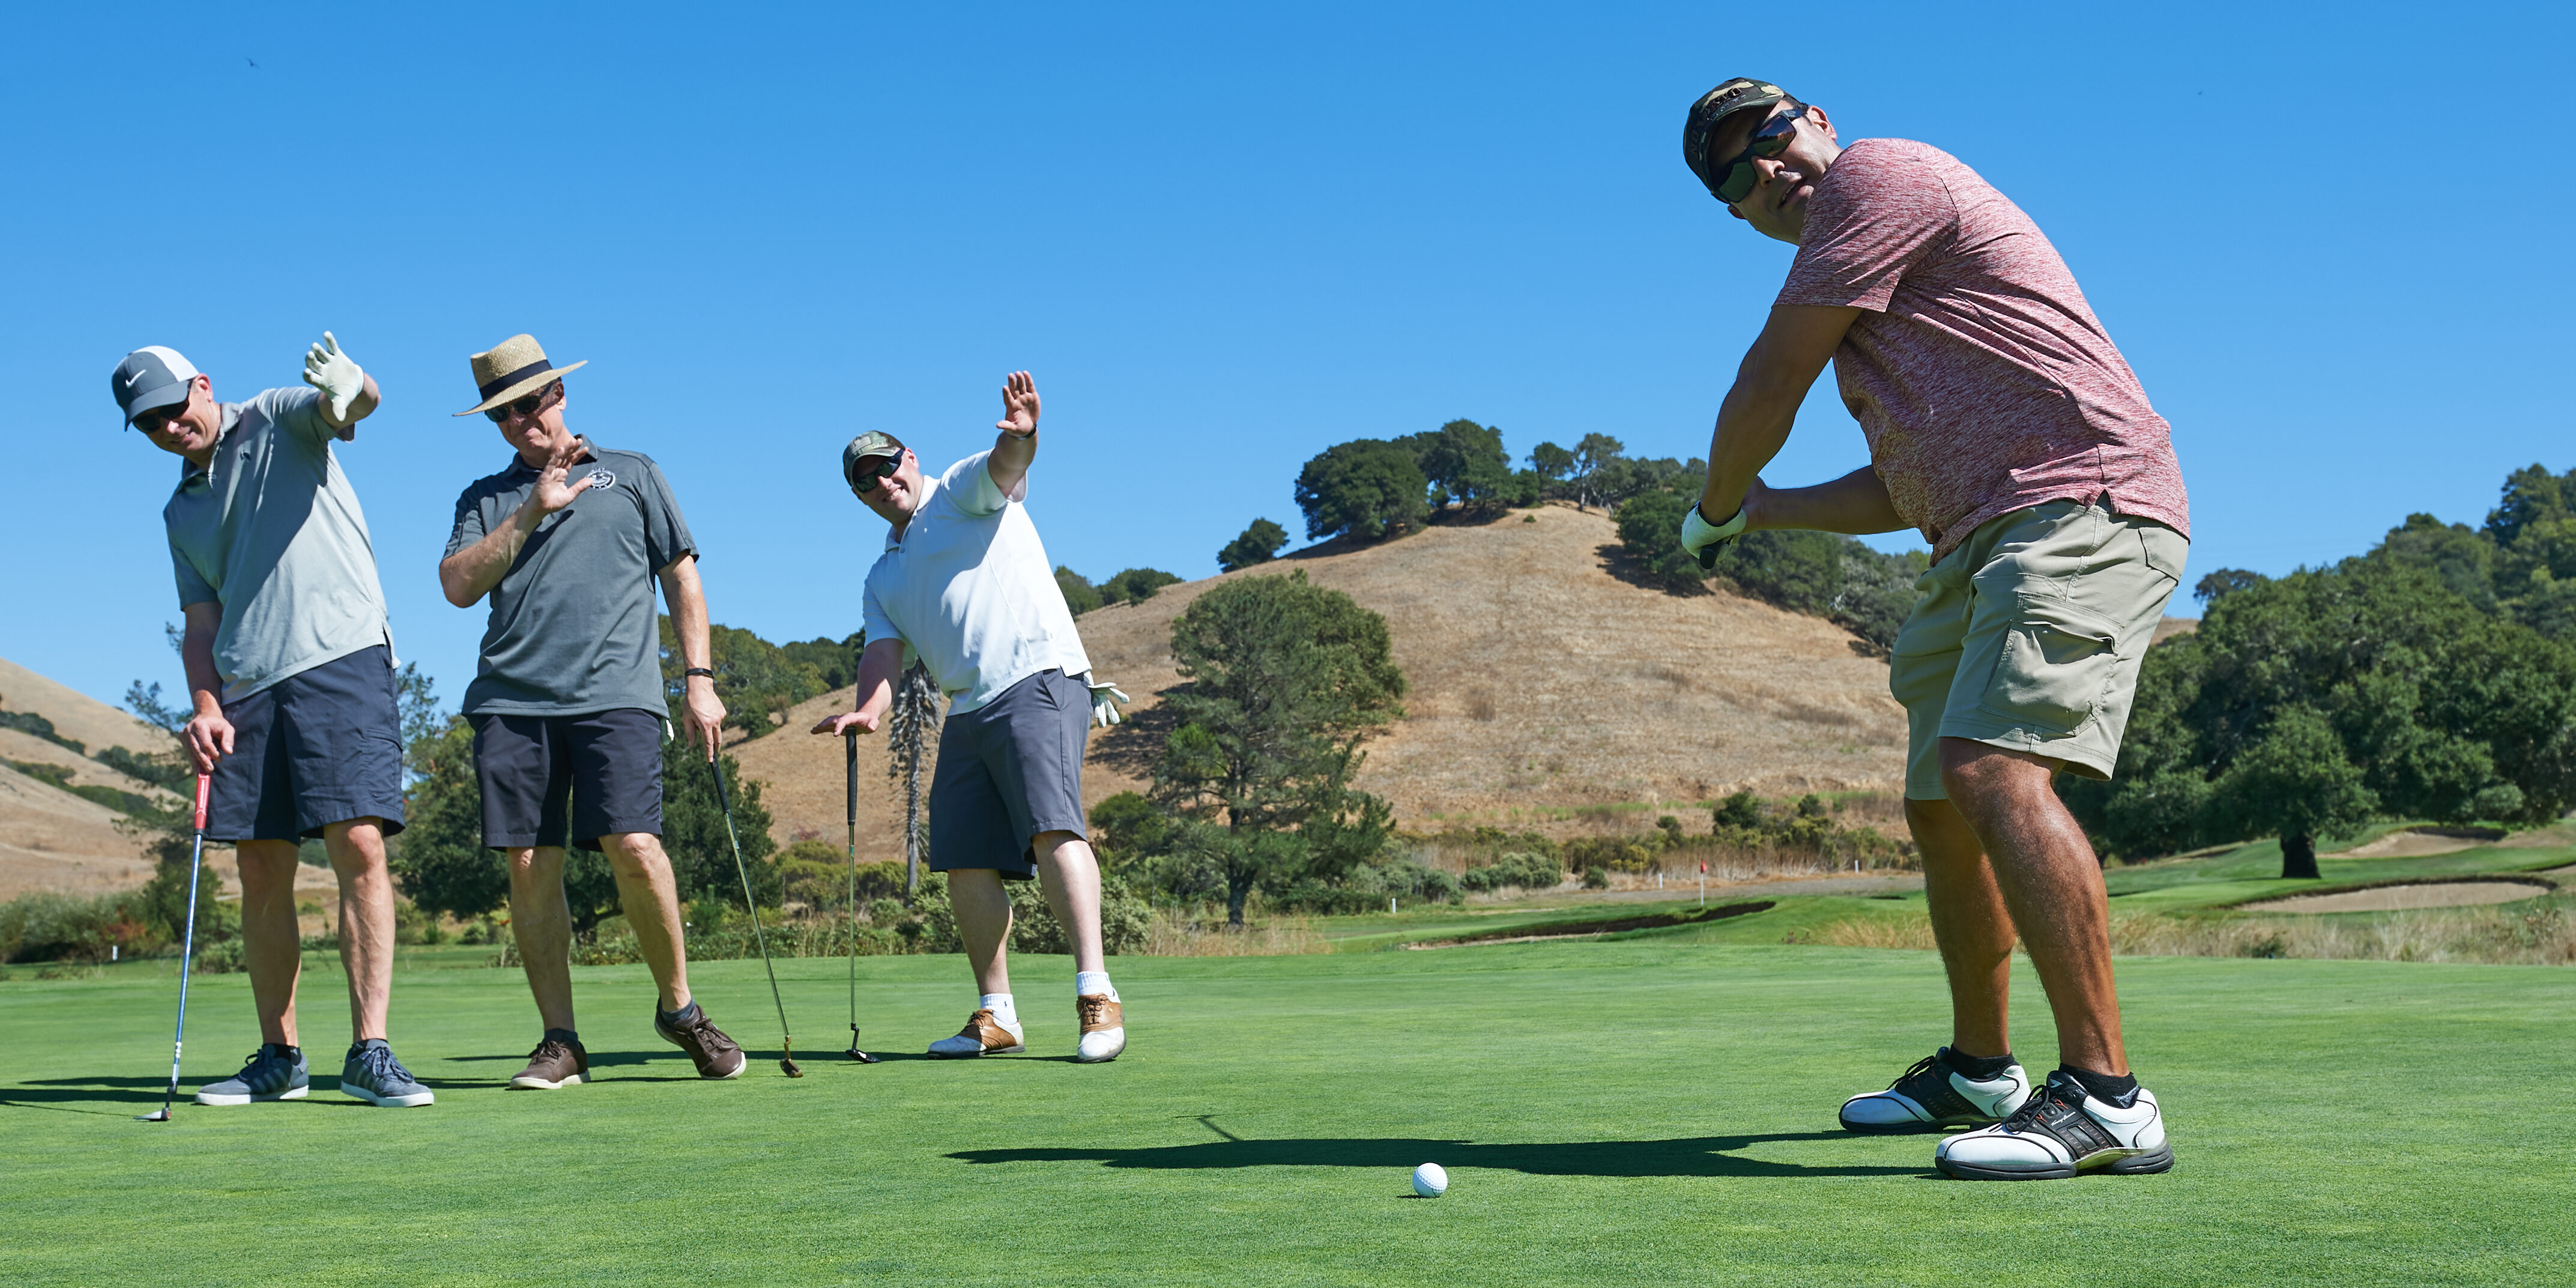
(845, 730), (859, 1033)
(711, 756), (794, 1052)
(160, 774), (213, 1117)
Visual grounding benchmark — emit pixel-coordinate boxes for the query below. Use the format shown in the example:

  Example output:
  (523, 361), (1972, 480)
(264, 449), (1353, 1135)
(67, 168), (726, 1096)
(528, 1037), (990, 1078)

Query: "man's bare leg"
(235, 840), (305, 1047)
(322, 819), (395, 1042)
(1904, 798), (2015, 1058)
(947, 868), (1015, 996)
(505, 846), (577, 1033)
(598, 832), (691, 1012)
(1938, 738), (2126, 1075)
(1033, 832), (1105, 976)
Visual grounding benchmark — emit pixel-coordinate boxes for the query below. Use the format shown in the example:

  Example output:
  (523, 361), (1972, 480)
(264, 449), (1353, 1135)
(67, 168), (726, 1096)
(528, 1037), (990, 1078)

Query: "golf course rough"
(5, 943), (2569, 1286)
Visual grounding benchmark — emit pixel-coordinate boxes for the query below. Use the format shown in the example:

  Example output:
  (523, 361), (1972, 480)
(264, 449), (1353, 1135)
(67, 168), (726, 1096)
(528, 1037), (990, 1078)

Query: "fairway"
(7, 944), (2569, 1286)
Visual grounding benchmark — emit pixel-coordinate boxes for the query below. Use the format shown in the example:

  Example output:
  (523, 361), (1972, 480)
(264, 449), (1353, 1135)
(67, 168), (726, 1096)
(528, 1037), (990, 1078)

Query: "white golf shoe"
(1935, 1071), (2172, 1180)
(927, 1008), (1025, 1057)
(1839, 1048), (2031, 1134)
(1074, 993), (1125, 1063)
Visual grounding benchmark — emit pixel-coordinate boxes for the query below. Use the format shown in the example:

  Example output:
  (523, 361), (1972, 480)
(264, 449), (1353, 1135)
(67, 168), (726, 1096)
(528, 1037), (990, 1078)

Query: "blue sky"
(4, 1), (2568, 717)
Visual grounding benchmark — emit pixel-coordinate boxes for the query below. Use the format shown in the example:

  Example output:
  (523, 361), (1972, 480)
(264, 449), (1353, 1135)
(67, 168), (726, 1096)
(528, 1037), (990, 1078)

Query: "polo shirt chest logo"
(583, 468), (617, 492)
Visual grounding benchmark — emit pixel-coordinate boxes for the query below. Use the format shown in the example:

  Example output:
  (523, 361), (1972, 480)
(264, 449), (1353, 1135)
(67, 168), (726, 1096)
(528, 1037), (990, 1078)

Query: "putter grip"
(192, 774), (211, 831)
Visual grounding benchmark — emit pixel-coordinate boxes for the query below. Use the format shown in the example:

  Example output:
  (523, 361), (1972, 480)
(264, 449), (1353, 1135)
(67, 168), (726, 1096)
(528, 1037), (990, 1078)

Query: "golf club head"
(847, 1047), (881, 1063)
(781, 1057), (804, 1078)
(136, 1108), (171, 1122)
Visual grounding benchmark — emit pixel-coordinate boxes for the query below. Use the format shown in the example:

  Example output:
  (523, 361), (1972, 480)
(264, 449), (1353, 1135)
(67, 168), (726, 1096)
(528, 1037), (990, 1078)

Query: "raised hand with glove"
(1087, 678), (1131, 729)
(301, 331), (378, 427)
(1678, 501), (1749, 569)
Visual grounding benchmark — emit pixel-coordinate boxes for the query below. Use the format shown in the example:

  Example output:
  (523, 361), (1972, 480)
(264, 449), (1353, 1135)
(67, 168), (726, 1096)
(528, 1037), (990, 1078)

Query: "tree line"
(2063, 463), (2576, 876)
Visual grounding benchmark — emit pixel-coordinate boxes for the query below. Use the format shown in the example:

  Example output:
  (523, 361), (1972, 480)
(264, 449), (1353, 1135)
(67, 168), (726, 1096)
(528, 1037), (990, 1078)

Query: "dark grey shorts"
(208, 644), (407, 844)
(470, 707), (664, 853)
(927, 668), (1090, 879)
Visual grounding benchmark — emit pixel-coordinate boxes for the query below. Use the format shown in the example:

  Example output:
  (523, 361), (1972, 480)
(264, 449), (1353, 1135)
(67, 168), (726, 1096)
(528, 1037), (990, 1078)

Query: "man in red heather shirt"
(1676, 79), (2187, 1181)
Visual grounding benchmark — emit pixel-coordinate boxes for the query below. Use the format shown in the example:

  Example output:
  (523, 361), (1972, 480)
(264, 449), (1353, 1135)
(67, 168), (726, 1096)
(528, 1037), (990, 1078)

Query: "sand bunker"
(2246, 881), (2554, 914)
(2326, 827), (2502, 859)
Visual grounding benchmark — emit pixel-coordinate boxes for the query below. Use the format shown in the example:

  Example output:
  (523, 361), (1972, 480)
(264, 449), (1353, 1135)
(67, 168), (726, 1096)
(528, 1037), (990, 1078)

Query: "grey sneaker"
(195, 1044), (309, 1105)
(339, 1039), (436, 1107)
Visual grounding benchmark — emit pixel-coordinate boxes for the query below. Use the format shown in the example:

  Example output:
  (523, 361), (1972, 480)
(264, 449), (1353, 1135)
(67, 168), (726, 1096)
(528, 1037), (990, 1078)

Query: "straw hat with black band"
(455, 334), (589, 417)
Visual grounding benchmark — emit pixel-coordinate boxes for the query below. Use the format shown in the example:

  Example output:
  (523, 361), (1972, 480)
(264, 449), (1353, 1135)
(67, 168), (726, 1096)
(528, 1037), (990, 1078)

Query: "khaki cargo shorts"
(1889, 499), (2187, 800)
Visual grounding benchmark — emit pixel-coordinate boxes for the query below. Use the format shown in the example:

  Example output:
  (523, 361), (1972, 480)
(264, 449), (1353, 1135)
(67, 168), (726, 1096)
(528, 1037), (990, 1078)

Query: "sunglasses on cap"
(484, 381), (563, 424)
(1706, 98), (1807, 205)
(848, 455), (900, 493)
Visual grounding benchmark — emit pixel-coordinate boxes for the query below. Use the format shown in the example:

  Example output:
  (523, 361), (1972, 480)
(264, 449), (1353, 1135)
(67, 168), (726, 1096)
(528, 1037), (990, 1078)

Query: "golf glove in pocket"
(1088, 679), (1131, 728)
(1679, 503), (1748, 569)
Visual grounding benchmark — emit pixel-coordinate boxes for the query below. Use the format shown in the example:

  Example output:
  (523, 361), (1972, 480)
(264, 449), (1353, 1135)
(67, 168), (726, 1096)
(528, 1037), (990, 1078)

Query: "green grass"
(5, 943), (2571, 1285)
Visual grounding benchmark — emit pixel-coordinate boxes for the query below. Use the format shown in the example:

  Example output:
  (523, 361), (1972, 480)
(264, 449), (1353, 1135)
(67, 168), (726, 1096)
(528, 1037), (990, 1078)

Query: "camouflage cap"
(842, 431), (907, 491)
(1681, 78), (1790, 195)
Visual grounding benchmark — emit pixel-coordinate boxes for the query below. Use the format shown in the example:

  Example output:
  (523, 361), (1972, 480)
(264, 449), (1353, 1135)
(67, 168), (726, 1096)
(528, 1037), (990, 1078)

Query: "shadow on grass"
(951, 1126), (1926, 1179)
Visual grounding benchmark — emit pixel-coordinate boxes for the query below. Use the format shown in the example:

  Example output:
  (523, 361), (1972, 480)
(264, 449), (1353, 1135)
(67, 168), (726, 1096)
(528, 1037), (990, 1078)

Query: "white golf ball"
(1411, 1163), (1448, 1197)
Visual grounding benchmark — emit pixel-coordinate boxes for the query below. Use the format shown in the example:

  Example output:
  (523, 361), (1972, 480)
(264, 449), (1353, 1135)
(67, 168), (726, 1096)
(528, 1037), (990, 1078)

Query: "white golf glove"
(1088, 679), (1131, 728)
(302, 331), (366, 421)
(1678, 502), (1749, 570)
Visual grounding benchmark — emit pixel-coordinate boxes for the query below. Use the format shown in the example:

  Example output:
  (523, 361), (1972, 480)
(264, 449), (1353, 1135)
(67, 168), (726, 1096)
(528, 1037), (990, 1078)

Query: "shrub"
(1459, 850), (1565, 892)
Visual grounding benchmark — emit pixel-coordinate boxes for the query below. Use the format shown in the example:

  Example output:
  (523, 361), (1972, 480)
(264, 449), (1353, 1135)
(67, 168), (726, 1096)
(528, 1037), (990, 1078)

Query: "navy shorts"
(927, 668), (1090, 879)
(207, 644), (406, 844)
(470, 708), (665, 853)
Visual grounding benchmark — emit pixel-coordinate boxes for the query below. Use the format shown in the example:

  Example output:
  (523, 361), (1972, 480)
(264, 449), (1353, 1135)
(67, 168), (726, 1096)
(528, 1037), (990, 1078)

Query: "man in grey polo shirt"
(812, 371), (1131, 1063)
(119, 333), (434, 1110)
(438, 334), (745, 1089)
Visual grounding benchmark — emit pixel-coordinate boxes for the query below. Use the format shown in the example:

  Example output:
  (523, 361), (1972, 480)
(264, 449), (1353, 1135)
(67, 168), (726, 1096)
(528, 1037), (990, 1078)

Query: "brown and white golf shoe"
(927, 1008), (1026, 1057)
(510, 1033), (589, 1090)
(1075, 994), (1125, 1063)
(653, 1002), (747, 1079)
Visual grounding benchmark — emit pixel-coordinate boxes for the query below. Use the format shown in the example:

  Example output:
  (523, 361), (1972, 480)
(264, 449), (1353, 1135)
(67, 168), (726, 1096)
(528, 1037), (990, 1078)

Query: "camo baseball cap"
(842, 431), (907, 489)
(1681, 78), (1791, 198)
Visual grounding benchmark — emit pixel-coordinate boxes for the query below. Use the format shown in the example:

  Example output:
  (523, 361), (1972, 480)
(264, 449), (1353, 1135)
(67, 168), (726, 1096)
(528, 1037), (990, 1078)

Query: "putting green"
(4, 944), (2568, 1285)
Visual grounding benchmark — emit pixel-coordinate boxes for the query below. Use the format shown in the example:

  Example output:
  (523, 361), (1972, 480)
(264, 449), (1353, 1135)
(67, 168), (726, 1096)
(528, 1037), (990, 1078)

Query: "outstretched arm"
(812, 638), (910, 737)
(1743, 466), (1908, 535)
(985, 370), (1040, 497)
(1698, 304), (1860, 524)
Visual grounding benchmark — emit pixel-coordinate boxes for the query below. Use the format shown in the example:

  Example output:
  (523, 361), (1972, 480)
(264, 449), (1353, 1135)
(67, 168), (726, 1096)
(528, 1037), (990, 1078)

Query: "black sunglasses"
(848, 455), (899, 493)
(1707, 98), (1806, 205)
(484, 381), (562, 424)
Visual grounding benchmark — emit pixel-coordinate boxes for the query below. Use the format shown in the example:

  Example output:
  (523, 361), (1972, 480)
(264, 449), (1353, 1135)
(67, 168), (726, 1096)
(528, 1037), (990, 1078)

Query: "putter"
(710, 755), (802, 1077)
(139, 773), (213, 1122)
(843, 730), (878, 1063)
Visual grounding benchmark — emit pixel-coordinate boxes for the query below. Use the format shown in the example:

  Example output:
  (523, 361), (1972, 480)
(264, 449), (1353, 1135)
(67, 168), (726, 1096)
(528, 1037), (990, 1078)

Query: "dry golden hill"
(0, 657), (176, 898)
(730, 503), (1906, 860)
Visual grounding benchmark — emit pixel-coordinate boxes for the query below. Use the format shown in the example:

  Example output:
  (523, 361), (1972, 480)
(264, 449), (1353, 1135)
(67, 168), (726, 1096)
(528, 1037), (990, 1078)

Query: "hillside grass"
(7, 945), (2573, 1286)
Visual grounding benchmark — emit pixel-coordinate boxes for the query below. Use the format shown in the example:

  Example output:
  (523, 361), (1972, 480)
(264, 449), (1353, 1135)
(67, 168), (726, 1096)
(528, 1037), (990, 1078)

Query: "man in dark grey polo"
(119, 333), (434, 1110)
(437, 333), (742, 1089)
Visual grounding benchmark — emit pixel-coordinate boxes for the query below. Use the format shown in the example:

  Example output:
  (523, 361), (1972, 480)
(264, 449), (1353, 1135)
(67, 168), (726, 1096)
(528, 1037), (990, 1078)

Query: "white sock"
(979, 993), (1018, 1028)
(1075, 971), (1118, 1003)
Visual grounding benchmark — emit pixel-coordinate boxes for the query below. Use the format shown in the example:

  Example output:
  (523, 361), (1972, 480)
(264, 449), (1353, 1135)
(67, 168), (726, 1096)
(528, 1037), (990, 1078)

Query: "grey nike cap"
(112, 346), (200, 427)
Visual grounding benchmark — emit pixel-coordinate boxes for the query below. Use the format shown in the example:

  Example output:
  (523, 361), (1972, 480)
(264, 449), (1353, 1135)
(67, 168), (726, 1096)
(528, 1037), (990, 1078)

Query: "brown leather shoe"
(510, 1034), (589, 1089)
(927, 1008), (1026, 1057)
(653, 1002), (746, 1080)
(1075, 994), (1126, 1063)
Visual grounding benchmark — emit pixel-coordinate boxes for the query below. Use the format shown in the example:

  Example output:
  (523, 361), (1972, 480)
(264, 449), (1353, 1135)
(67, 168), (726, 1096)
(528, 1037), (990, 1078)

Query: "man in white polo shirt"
(811, 371), (1130, 1063)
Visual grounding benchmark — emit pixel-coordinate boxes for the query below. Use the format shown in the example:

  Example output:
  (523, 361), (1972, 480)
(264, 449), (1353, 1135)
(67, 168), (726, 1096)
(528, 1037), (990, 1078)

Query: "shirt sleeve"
(259, 385), (347, 446)
(860, 575), (899, 655)
(948, 450), (1015, 516)
(171, 536), (218, 609)
(444, 485), (491, 559)
(1776, 142), (1956, 313)
(636, 458), (700, 573)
